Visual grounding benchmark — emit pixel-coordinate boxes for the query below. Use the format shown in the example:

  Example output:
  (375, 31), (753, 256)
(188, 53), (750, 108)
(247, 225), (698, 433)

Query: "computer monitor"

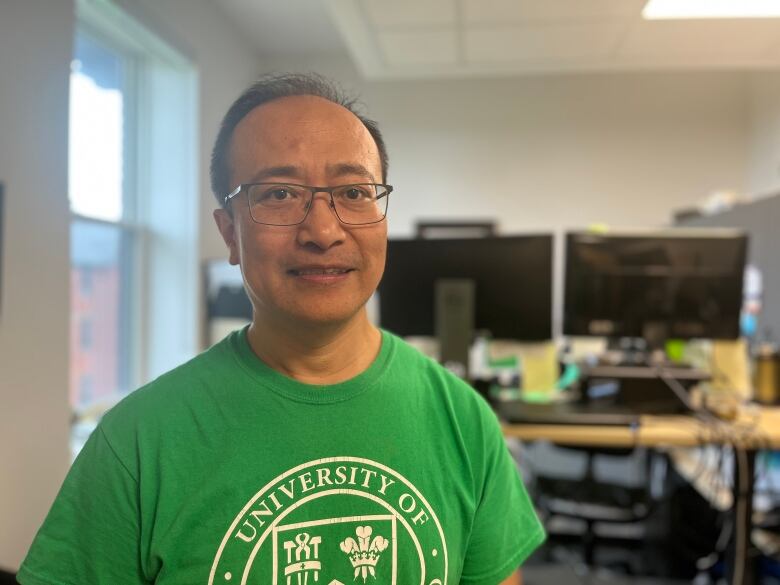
(378, 235), (554, 341)
(563, 230), (748, 342)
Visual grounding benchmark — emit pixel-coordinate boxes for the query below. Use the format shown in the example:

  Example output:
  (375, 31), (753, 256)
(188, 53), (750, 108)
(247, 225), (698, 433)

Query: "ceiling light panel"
(466, 23), (625, 63)
(643, 0), (780, 20)
(363, 0), (457, 28)
(464, 0), (646, 24)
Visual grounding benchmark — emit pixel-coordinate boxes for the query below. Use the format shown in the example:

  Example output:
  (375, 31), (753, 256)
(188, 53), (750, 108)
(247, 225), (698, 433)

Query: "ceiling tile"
(620, 20), (780, 59)
(324, 0), (780, 77)
(377, 30), (459, 67)
(364, 0), (457, 28)
(217, 0), (346, 55)
(466, 23), (625, 63)
(463, 0), (646, 25)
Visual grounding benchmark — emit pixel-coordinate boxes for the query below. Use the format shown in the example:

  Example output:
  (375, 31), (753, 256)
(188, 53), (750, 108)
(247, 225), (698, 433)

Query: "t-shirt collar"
(230, 325), (394, 404)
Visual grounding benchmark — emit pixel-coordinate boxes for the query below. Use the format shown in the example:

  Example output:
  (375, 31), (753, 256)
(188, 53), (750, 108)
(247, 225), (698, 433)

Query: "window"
(69, 29), (136, 414)
(69, 0), (197, 458)
(79, 376), (95, 405)
(79, 318), (93, 350)
(79, 267), (93, 296)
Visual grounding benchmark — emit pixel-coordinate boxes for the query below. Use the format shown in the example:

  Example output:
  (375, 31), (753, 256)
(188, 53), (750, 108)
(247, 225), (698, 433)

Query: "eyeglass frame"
(223, 182), (393, 226)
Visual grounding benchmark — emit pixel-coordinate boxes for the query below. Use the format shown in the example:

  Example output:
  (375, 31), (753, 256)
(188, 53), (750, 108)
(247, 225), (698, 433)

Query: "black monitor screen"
(378, 235), (553, 341)
(563, 231), (748, 340)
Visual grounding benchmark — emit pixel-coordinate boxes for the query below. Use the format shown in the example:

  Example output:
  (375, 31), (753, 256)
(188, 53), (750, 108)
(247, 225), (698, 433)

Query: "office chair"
(528, 443), (666, 571)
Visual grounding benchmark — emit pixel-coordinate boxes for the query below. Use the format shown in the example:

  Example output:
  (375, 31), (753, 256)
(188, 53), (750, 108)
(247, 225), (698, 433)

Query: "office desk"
(502, 406), (780, 449)
(502, 406), (780, 585)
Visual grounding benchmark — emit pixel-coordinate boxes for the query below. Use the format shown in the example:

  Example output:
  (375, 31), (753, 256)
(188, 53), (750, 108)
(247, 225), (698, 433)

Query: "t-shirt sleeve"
(459, 406), (545, 585)
(17, 425), (150, 585)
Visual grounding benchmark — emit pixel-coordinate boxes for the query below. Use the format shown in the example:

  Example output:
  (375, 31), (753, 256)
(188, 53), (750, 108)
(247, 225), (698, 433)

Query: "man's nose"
(296, 193), (346, 250)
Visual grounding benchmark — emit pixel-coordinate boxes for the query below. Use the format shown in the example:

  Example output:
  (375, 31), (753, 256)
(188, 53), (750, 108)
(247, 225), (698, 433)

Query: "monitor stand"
(435, 278), (475, 379)
(606, 336), (650, 366)
(606, 329), (674, 367)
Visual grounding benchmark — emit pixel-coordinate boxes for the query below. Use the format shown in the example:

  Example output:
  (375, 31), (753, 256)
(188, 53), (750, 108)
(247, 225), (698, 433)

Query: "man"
(19, 73), (544, 584)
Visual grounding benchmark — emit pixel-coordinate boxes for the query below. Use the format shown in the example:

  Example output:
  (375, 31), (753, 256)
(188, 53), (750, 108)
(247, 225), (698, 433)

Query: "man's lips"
(287, 265), (355, 277)
(287, 265), (354, 284)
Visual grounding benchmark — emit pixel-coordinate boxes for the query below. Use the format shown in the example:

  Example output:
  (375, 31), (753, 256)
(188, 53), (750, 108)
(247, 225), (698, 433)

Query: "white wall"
(364, 71), (750, 237)
(0, 0), (260, 572)
(747, 71), (780, 198)
(0, 0), (74, 571)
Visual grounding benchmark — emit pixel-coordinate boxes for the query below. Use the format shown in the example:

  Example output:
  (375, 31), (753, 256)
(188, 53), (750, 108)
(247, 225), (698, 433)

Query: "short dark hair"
(209, 72), (389, 206)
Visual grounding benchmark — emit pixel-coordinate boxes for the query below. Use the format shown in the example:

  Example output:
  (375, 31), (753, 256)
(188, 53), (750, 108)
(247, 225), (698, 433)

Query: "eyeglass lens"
(246, 184), (389, 225)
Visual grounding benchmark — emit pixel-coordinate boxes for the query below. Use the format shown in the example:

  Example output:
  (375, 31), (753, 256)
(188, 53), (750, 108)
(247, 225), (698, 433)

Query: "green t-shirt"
(19, 328), (544, 585)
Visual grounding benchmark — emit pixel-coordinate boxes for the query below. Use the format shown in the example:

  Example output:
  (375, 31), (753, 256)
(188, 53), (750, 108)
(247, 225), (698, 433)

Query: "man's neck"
(245, 310), (382, 385)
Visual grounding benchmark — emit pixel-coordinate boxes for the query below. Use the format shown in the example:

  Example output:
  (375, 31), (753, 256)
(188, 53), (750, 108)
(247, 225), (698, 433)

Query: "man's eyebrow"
(245, 163), (377, 184)
(327, 163), (376, 183)
(247, 166), (302, 183)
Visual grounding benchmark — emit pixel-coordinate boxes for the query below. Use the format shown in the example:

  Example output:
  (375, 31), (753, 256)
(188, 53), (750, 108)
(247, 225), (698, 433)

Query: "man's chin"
(281, 303), (368, 330)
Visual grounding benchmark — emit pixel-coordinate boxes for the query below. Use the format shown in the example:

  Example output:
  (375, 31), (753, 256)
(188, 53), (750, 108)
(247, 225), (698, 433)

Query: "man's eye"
(260, 188), (293, 201)
(344, 187), (368, 200)
(270, 189), (290, 200)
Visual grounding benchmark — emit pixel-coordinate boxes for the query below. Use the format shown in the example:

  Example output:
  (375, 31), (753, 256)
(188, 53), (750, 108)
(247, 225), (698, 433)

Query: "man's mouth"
(288, 267), (354, 276)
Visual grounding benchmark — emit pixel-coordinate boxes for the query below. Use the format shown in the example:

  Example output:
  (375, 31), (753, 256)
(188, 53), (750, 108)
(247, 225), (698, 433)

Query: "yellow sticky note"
(711, 338), (752, 400)
(520, 341), (559, 394)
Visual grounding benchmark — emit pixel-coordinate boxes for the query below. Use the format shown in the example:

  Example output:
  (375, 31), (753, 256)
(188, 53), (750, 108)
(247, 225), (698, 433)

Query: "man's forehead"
(241, 94), (362, 132)
(229, 95), (381, 183)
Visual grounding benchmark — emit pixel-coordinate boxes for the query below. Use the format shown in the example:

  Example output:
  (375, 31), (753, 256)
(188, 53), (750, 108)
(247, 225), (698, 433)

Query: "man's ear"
(213, 208), (240, 266)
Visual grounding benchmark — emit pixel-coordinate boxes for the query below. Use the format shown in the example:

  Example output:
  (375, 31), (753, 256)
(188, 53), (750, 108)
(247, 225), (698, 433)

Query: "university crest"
(209, 457), (448, 585)
(273, 517), (396, 584)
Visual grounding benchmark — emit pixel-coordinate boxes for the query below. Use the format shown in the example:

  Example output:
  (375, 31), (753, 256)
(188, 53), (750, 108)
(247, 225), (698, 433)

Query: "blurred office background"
(2, 0), (780, 580)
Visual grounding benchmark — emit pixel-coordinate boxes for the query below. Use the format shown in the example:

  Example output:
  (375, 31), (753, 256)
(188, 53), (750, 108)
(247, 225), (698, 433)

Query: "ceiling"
(216, 0), (780, 79)
(214, 0), (345, 57)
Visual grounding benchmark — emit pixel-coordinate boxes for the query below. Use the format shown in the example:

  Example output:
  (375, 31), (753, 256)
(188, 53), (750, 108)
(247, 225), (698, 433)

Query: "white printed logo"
(340, 525), (389, 582)
(208, 457), (448, 585)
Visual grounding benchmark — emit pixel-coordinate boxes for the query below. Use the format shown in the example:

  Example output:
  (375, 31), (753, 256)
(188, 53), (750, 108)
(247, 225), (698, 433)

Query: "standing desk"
(502, 406), (780, 584)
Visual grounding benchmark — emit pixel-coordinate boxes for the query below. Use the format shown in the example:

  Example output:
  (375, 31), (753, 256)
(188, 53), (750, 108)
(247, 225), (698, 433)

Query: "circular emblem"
(209, 457), (448, 585)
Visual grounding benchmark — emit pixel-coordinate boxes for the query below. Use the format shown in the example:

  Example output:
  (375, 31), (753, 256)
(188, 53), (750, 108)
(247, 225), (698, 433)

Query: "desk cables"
(656, 366), (778, 585)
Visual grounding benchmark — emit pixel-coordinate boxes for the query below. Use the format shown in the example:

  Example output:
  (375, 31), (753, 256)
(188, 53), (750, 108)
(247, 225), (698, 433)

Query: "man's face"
(214, 95), (387, 328)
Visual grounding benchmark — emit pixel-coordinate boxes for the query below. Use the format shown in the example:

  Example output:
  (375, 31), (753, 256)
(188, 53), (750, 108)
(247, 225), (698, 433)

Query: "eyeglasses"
(223, 182), (392, 226)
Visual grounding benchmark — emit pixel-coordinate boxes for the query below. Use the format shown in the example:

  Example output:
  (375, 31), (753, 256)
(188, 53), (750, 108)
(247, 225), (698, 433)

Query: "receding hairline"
(210, 72), (390, 204)
(226, 95), (383, 191)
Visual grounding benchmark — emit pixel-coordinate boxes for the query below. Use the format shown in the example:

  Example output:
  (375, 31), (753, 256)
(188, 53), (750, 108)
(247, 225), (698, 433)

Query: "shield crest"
(272, 515), (397, 585)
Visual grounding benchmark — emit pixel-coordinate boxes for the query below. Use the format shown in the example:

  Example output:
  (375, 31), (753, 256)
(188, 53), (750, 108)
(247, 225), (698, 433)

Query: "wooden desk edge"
(502, 407), (780, 449)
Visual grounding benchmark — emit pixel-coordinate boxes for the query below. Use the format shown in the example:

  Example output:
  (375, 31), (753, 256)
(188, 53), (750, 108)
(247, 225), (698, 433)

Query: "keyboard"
(498, 400), (643, 426)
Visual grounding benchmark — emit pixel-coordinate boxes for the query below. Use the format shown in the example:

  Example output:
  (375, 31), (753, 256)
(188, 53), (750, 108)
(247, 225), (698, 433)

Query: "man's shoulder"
(100, 330), (241, 430)
(384, 330), (494, 418)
